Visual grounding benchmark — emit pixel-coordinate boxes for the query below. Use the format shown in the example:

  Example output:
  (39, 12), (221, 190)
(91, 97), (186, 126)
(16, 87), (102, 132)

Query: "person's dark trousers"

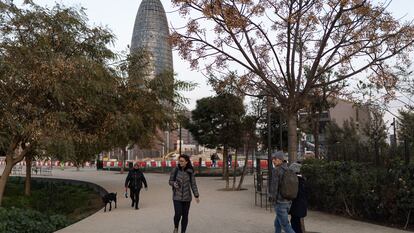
(173, 200), (191, 233)
(130, 188), (141, 209)
(291, 216), (302, 233)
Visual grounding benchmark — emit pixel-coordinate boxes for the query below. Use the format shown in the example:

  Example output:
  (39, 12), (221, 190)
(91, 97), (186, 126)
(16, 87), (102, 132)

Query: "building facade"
(131, 0), (173, 76)
(107, 0), (176, 160)
(299, 98), (372, 156)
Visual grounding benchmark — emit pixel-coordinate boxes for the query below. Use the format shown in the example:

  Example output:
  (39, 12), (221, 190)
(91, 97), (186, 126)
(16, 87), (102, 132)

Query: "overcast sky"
(15, 0), (414, 129)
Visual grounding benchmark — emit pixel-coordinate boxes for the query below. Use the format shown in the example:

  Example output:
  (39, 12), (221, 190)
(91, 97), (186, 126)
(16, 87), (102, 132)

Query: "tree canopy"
(0, 0), (120, 204)
(187, 93), (245, 149)
(0, 1), (191, 205)
(170, 0), (414, 161)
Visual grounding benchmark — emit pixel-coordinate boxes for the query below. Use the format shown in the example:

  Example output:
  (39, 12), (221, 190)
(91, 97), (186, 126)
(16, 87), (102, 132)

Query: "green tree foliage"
(325, 111), (388, 165)
(257, 105), (288, 152)
(236, 114), (259, 190)
(0, 1), (195, 203)
(325, 119), (367, 162)
(398, 110), (414, 164)
(362, 110), (388, 165)
(188, 94), (245, 149)
(187, 93), (245, 188)
(0, 1), (116, 205)
(108, 51), (194, 151)
(103, 51), (195, 172)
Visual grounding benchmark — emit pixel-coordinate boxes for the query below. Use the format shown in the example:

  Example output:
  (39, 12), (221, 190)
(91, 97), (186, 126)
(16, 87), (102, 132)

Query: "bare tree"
(170, 0), (414, 162)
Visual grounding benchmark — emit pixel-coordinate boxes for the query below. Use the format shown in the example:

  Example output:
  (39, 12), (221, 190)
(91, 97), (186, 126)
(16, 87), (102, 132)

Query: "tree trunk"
(221, 148), (226, 180)
(375, 140), (379, 166)
(237, 143), (249, 190)
(224, 146), (229, 189)
(287, 114), (298, 162)
(25, 156), (32, 196)
(0, 162), (14, 206)
(232, 149), (238, 190)
(0, 142), (29, 206)
(121, 147), (127, 174)
(313, 114), (320, 159)
(404, 138), (410, 165)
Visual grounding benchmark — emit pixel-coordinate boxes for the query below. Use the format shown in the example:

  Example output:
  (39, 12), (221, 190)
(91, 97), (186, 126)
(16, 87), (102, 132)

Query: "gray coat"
(269, 163), (291, 204)
(169, 167), (199, 202)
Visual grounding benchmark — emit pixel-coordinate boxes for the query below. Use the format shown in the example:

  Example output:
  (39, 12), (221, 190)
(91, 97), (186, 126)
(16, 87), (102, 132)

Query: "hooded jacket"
(125, 169), (148, 190)
(169, 166), (199, 202)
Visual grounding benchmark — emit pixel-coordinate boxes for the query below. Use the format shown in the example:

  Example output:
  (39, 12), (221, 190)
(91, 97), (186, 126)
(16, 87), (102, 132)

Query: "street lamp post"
(267, 96), (272, 190)
(279, 113), (283, 151)
(179, 122), (182, 156)
(393, 117), (397, 148)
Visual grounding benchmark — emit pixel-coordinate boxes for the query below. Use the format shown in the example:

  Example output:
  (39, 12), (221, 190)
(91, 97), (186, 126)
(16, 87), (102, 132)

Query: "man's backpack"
(279, 167), (299, 200)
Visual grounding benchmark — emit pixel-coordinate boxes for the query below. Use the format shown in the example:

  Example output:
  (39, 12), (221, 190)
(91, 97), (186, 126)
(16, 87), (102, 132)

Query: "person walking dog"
(169, 154), (200, 233)
(125, 162), (148, 210)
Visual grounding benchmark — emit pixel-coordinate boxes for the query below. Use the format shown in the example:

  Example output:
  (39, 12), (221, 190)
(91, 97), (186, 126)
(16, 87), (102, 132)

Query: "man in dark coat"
(125, 162), (148, 209)
(289, 162), (308, 233)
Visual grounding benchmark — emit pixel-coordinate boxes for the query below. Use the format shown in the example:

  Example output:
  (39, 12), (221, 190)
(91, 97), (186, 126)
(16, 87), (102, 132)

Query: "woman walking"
(169, 154), (200, 233)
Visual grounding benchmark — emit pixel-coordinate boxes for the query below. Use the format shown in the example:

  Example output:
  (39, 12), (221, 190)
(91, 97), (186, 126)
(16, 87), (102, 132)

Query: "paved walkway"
(3, 167), (411, 233)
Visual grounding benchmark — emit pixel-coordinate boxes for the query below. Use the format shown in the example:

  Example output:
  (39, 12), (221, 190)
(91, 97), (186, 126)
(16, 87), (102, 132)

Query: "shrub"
(302, 159), (414, 228)
(2, 178), (102, 232)
(0, 207), (69, 233)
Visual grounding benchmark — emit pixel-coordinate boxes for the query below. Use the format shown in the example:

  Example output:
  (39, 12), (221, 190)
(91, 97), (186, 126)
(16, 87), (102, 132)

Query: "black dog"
(102, 192), (117, 212)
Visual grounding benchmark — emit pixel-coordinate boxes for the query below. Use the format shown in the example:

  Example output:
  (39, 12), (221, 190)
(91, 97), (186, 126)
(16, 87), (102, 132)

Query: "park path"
(2, 166), (410, 233)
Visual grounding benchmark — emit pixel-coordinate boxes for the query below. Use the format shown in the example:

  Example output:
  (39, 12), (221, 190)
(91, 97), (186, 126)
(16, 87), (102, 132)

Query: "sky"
(15, 0), (414, 130)
(26, 0), (215, 110)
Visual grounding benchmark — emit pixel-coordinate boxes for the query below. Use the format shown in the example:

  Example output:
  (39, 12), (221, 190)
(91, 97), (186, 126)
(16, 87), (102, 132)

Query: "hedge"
(0, 207), (68, 233)
(302, 159), (414, 228)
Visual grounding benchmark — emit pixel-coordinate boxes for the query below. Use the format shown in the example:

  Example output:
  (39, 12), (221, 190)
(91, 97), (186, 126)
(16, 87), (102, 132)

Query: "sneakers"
(173, 228), (178, 233)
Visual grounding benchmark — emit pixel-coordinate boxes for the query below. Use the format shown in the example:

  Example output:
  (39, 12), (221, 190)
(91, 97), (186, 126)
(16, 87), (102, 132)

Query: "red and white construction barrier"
(101, 160), (256, 169)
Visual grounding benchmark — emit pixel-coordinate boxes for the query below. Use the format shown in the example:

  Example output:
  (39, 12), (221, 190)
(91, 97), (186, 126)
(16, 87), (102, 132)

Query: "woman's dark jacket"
(169, 166), (199, 202)
(125, 169), (148, 190)
(289, 175), (307, 217)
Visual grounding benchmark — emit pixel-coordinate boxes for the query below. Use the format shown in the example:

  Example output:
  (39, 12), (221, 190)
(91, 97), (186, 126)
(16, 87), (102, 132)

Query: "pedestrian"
(289, 162), (308, 233)
(124, 162), (148, 210)
(269, 151), (295, 233)
(169, 154), (200, 233)
(210, 153), (218, 167)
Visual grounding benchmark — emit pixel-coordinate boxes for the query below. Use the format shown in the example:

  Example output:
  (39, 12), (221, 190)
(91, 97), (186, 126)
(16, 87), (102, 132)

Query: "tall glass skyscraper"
(131, 0), (173, 76)
(130, 0), (175, 157)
